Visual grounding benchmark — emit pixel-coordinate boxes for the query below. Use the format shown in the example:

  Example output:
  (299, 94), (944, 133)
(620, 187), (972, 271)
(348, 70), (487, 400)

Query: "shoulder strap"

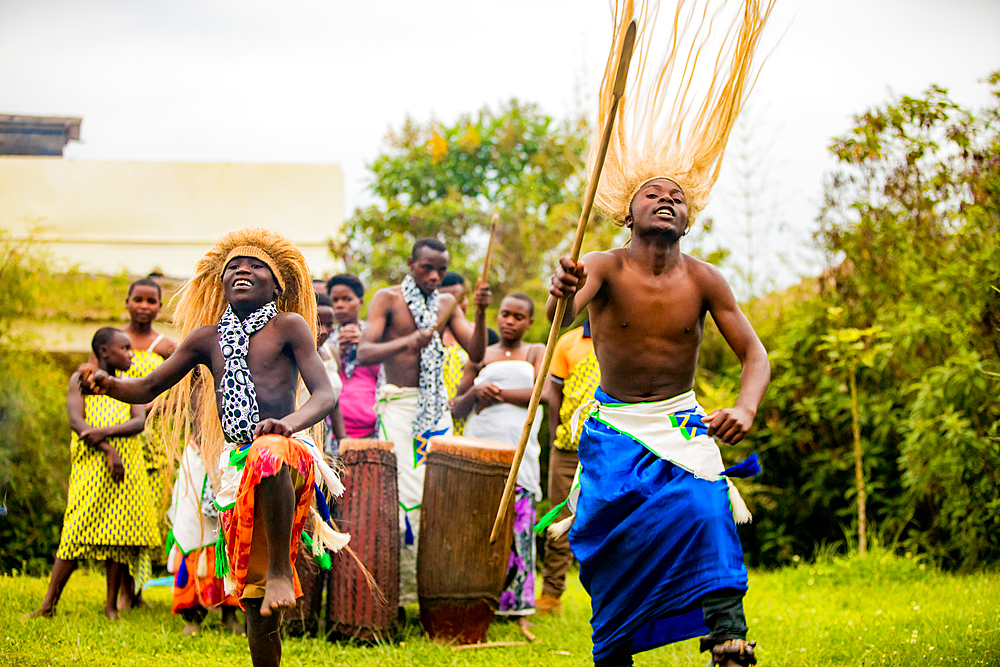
(148, 333), (165, 352)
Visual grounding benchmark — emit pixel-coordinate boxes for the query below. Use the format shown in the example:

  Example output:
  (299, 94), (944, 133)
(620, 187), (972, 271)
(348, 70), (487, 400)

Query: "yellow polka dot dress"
(125, 349), (167, 534)
(55, 393), (160, 589)
(443, 344), (469, 436)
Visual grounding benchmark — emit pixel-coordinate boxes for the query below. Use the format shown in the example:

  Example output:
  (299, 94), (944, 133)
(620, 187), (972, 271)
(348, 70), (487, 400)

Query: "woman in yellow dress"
(25, 328), (159, 620)
(120, 278), (176, 513)
(89, 278), (177, 609)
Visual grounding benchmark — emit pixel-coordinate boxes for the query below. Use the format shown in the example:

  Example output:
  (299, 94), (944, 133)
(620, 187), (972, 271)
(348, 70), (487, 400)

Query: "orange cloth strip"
(171, 545), (240, 614)
(219, 434), (315, 605)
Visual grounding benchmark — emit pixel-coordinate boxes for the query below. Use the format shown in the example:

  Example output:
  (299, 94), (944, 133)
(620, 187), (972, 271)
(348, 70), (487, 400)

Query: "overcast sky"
(2, 0), (998, 292)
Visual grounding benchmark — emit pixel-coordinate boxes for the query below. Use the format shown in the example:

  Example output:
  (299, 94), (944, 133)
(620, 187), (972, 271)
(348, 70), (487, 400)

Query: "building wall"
(0, 157), (343, 277)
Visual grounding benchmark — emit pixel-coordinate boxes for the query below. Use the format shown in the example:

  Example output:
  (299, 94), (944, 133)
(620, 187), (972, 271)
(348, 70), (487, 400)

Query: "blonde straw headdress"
(159, 227), (317, 489)
(591, 0), (775, 229)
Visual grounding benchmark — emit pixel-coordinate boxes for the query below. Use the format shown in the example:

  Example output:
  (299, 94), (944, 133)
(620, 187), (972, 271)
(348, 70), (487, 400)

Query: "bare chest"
(385, 300), (420, 339)
(594, 268), (706, 341)
(205, 327), (297, 391)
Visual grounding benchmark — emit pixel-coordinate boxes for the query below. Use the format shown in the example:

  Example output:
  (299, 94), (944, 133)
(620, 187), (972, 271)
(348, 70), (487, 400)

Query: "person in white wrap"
(453, 292), (544, 639)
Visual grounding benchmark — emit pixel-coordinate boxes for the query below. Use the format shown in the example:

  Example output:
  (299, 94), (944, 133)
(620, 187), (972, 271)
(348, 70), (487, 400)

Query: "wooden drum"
(326, 438), (400, 641)
(417, 435), (516, 644)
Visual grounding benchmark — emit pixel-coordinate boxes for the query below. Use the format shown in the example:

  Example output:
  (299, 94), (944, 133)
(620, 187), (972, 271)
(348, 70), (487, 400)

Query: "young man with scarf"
(356, 237), (490, 607)
(81, 228), (345, 667)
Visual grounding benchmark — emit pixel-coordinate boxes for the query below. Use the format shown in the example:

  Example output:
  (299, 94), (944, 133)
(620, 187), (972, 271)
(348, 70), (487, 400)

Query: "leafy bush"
(0, 230), (76, 572)
(709, 73), (1000, 569)
(0, 351), (73, 574)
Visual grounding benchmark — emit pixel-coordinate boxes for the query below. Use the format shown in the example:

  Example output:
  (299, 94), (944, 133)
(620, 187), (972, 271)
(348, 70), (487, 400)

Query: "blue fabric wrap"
(404, 514), (414, 546)
(570, 387), (751, 661)
(723, 452), (761, 478)
(175, 556), (189, 589)
(314, 482), (331, 522)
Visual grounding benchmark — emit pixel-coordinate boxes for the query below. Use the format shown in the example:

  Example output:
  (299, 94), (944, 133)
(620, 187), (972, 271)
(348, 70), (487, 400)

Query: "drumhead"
(339, 438), (394, 452)
(427, 435), (516, 465)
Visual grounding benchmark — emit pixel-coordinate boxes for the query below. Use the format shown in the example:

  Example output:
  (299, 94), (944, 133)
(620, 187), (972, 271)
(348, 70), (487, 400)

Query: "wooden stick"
(435, 215), (498, 337)
(434, 297), (460, 336)
(451, 641), (529, 651)
(480, 211), (500, 284)
(490, 20), (637, 544)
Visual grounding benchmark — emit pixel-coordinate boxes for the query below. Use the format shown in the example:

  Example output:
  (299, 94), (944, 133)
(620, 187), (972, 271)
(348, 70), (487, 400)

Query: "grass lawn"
(1, 554), (997, 667)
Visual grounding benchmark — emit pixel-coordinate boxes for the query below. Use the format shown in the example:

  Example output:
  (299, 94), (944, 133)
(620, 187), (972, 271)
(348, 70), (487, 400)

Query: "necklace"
(505, 350), (511, 357)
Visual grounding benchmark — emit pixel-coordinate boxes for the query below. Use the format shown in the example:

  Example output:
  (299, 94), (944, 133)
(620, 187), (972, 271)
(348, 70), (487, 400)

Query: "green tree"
(819, 74), (1000, 568)
(0, 230), (72, 573)
(338, 99), (629, 296)
(701, 72), (1000, 569)
(818, 320), (891, 556)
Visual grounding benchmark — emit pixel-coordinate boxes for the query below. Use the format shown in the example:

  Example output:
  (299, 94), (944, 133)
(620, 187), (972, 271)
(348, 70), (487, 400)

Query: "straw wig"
(160, 227), (317, 489)
(591, 0), (775, 229)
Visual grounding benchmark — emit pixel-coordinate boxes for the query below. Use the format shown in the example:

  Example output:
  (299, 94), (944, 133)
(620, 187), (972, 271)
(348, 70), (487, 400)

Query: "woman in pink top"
(327, 274), (381, 439)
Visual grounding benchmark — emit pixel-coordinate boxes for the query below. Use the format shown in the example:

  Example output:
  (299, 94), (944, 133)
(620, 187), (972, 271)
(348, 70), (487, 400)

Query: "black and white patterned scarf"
(400, 274), (448, 440)
(218, 301), (279, 445)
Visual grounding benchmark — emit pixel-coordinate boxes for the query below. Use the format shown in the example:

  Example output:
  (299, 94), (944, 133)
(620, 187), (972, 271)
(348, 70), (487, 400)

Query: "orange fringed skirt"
(171, 545), (241, 613)
(218, 434), (316, 604)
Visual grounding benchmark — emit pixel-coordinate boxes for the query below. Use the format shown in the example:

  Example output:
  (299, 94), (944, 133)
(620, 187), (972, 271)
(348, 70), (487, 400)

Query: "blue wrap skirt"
(569, 388), (750, 660)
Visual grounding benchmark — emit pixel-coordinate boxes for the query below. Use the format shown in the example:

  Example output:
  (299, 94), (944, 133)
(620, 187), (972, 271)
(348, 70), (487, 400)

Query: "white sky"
(2, 0), (999, 293)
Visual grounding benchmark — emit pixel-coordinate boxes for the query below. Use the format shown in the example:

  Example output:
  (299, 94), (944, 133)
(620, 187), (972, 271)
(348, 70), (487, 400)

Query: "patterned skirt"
(217, 435), (315, 603)
(497, 487), (536, 616)
(170, 545), (240, 613)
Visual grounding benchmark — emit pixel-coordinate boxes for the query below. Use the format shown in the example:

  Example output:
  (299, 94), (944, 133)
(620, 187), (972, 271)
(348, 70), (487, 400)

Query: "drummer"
(452, 293), (545, 639)
(356, 238), (491, 607)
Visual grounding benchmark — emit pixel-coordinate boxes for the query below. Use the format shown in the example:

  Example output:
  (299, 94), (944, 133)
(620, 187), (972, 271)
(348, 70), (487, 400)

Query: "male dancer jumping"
(82, 228), (342, 667)
(545, 1), (773, 665)
(356, 237), (490, 605)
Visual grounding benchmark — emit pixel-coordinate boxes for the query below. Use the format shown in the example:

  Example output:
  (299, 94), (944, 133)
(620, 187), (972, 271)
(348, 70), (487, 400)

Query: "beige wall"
(0, 157), (343, 277)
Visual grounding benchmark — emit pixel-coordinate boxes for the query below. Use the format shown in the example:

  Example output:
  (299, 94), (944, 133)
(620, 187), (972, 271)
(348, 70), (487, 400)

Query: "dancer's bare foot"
(104, 605), (121, 621)
(259, 575), (296, 617)
(182, 621), (200, 636)
(517, 616), (536, 641)
(222, 608), (245, 635)
(21, 606), (54, 620)
(119, 589), (153, 611)
(131, 594), (154, 610)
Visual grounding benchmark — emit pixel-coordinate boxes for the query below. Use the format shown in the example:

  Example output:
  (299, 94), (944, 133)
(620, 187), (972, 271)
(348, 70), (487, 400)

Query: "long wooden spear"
(435, 212), (500, 336)
(480, 211), (500, 285)
(490, 20), (637, 544)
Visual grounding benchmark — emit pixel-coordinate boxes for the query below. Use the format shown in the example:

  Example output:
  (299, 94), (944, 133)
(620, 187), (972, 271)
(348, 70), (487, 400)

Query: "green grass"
(1, 553), (998, 666)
